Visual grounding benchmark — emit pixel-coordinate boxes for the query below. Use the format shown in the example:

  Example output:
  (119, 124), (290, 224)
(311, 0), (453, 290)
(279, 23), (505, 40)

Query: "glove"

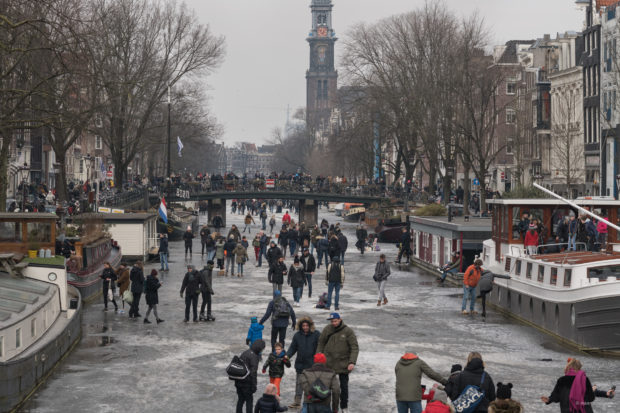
(246, 339), (250, 345)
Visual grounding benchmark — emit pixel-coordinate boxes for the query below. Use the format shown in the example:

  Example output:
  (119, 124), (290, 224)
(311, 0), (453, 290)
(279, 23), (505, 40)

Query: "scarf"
(566, 368), (587, 413)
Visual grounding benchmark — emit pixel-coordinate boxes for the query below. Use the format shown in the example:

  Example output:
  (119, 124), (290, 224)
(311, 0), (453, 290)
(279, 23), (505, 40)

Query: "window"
(564, 269), (572, 287)
(526, 262), (533, 279)
(506, 138), (513, 155)
(323, 80), (328, 99)
(16, 328), (21, 349)
(515, 259), (522, 276)
(79, 159), (84, 174)
(31, 318), (36, 338)
(538, 265), (545, 282)
(506, 109), (516, 124)
(506, 82), (516, 95)
(588, 265), (620, 280)
(95, 135), (102, 150)
(27, 222), (52, 243)
(95, 114), (103, 128)
(551, 268), (558, 285)
(0, 222), (22, 242)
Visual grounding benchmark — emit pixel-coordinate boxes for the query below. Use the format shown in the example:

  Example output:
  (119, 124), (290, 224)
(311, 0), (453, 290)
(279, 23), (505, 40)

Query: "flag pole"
(166, 85), (171, 180)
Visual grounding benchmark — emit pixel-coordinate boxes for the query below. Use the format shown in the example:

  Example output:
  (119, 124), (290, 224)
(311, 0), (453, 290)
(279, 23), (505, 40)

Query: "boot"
(156, 318), (164, 324)
(383, 297), (388, 305)
(206, 314), (215, 321)
(288, 396), (302, 409)
(377, 300), (381, 306)
(143, 318), (151, 324)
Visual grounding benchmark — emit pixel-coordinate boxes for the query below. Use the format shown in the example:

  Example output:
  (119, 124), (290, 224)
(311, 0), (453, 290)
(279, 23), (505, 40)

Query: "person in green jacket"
(316, 313), (358, 413)
(395, 352), (447, 413)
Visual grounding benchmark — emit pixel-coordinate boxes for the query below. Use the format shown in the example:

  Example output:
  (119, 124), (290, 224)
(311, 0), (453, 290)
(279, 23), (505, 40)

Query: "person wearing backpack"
(235, 339), (266, 413)
(180, 264), (203, 323)
(269, 215), (277, 234)
(394, 352), (447, 413)
(317, 313), (358, 413)
(259, 290), (296, 352)
(446, 352), (496, 413)
(254, 383), (289, 413)
(325, 256), (345, 311)
(286, 317), (321, 410)
(299, 353), (340, 413)
(269, 256), (288, 293)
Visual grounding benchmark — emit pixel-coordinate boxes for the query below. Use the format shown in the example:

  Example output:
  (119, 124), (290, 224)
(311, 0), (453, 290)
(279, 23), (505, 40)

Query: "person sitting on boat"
(524, 224), (539, 255)
(439, 252), (461, 283)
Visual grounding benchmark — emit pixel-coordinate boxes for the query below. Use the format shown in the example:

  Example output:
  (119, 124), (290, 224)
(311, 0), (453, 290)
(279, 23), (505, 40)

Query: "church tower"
(306, 0), (338, 133)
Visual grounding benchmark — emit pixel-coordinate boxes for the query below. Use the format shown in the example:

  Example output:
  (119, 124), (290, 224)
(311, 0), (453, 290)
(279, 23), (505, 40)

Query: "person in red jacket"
(282, 211), (291, 225)
(462, 259), (482, 315)
(423, 386), (454, 413)
(524, 223), (539, 255)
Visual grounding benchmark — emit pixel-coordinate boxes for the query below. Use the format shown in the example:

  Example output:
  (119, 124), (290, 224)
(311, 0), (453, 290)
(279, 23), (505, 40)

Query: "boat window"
(564, 269), (572, 287)
(538, 265), (545, 282)
(550, 268), (558, 285)
(526, 262), (533, 279)
(504, 257), (512, 272)
(588, 265), (620, 281)
(16, 328), (21, 349)
(512, 208), (522, 239)
(515, 259), (522, 275)
(0, 221), (22, 242)
(27, 222), (52, 243)
(31, 319), (36, 338)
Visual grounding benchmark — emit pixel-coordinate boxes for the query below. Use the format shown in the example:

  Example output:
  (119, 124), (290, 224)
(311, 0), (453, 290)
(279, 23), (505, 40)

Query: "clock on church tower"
(306, 0), (338, 131)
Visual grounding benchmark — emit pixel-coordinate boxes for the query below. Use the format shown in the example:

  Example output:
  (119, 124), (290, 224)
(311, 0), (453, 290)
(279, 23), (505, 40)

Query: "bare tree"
(551, 90), (583, 197)
(87, 0), (224, 187)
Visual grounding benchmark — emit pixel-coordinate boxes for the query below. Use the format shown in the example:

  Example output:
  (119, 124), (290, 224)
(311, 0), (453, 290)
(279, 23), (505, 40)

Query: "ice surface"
(19, 203), (620, 412)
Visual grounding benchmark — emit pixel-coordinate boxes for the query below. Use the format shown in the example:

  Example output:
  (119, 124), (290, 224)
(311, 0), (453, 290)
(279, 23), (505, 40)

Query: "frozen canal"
(20, 203), (620, 412)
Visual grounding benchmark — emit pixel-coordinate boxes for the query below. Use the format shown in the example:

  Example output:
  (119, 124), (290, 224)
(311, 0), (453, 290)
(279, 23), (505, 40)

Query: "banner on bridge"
(266, 179), (275, 189)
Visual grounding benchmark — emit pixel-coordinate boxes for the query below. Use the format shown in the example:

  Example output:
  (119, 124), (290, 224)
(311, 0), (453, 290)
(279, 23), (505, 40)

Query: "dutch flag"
(159, 197), (168, 224)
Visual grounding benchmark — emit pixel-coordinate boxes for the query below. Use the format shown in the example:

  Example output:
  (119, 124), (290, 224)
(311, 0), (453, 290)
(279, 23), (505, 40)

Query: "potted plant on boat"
(27, 241), (40, 258)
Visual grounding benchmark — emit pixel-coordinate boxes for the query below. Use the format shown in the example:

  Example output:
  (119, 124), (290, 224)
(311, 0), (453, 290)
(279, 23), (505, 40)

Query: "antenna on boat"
(533, 183), (620, 233)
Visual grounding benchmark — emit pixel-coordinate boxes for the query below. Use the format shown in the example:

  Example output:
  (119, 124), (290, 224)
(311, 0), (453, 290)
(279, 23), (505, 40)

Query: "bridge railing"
(160, 178), (388, 199)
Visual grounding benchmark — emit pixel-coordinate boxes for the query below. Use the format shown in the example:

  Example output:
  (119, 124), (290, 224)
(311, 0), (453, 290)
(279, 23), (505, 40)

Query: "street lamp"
(18, 163), (29, 211)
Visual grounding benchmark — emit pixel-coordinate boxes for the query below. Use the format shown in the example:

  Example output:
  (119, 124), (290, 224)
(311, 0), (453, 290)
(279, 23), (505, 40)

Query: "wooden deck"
(533, 251), (620, 265)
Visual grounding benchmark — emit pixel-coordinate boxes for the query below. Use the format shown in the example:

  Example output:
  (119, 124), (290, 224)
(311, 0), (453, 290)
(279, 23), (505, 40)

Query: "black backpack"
(226, 355), (249, 380)
(328, 263), (341, 283)
(273, 297), (290, 318)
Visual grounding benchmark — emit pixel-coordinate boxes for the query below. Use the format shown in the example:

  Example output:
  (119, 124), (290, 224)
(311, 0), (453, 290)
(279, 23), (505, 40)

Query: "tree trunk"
(113, 152), (124, 189)
(0, 133), (10, 212)
(442, 173), (452, 206)
(55, 151), (69, 203)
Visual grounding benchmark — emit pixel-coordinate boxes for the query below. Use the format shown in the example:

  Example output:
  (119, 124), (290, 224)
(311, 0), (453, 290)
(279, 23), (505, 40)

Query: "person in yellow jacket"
(461, 259), (482, 315)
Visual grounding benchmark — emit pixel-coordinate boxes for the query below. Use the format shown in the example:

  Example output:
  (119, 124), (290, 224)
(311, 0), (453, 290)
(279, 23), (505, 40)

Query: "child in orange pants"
(262, 342), (290, 395)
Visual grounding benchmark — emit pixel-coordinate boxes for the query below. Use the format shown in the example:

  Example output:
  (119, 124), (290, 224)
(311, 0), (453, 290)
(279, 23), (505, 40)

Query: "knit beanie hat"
(294, 257), (300, 264)
(314, 353), (326, 364)
(496, 382), (513, 399)
(432, 390), (448, 404)
(451, 364), (462, 373)
(250, 316), (258, 323)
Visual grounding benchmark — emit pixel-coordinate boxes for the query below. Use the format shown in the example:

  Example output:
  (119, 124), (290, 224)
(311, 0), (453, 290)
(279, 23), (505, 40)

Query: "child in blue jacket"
(246, 316), (264, 346)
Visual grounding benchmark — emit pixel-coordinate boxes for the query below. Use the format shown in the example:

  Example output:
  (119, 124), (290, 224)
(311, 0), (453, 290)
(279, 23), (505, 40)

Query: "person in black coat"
(355, 225), (368, 255)
(447, 352), (496, 412)
(541, 358), (596, 413)
(268, 256), (287, 293)
(396, 228), (412, 264)
(278, 228), (289, 258)
(144, 269), (163, 324)
(159, 233), (169, 271)
(200, 226), (211, 256)
(254, 383), (288, 413)
(300, 249), (316, 298)
(286, 317), (320, 409)
(129, 262), (145, 318)
(337, 232), (348, 264)
(183, 226), (195, 258)
(328, 235), (341, 262)
(199, 262), (215, 321)
(180, 265), (203, 322)
(266, 241), (283, 268)
(100, 262), (118, 312)
(287, 258), (306, 305)
(259, 290), (296, 353)
(212, 215), (224, 232)
(236, 339), (266, 413)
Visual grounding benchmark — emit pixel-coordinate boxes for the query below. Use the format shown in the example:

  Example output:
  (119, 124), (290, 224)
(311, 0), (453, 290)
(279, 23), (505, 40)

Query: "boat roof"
(0, 271), (55, 330)
(528, 251), (620, 265)
(487, 198), (620, 206)
(0, 212), (58, 220)
(68, 212), (157, 222)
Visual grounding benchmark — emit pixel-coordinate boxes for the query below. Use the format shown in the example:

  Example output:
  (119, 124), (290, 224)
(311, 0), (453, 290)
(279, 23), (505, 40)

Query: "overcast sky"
(184, 0), (585, 146)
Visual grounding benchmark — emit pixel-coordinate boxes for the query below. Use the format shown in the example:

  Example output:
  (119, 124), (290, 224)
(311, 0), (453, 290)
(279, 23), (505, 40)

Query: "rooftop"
(410, 215), (492, 232)
(0, 272), (55, 330)
(0, 212), (58, 220)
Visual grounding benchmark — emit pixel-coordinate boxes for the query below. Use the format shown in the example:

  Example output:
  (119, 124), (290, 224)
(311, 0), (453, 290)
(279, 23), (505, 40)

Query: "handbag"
(123, 281), (134, 304)
(453, 372), (486, 413)
(107, 286), (113, 301)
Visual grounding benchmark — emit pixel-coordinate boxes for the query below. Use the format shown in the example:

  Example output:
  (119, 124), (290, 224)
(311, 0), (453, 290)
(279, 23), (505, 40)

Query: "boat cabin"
(0, 213), (57, 255)
(487, 198), (620, 261)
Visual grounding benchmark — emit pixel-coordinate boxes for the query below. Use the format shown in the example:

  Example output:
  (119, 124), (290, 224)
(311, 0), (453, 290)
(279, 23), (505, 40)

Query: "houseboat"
(157, 209), (199, 241)
(344, 206), (366, 222)
(0, 215), (82, 412)
(374, 217), (409, 243)
(482, 196), (620, 354)
(410, 215), (492, 274)
(97, 212), (158, 262)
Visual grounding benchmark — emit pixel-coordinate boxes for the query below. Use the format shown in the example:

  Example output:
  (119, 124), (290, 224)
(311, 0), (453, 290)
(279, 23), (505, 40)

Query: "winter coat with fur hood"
(286, 317), (321, 372)
(488, 399), (524, 413)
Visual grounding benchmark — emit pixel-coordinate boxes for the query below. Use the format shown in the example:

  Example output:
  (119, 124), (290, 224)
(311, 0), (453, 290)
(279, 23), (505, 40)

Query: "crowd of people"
(97, 200), (616, 413)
